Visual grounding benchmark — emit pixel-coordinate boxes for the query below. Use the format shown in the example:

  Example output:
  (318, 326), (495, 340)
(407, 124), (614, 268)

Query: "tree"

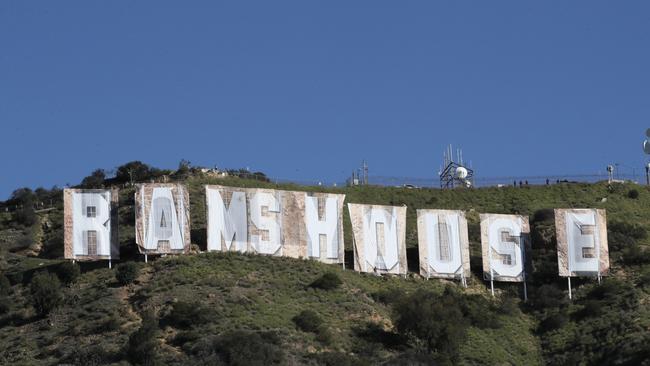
(115, 262), (140, 285)
(80, 169), (106, 189)
(175, 159), (191, 178)
(30, 271), (63, 316)
(392, 288), (468, 360)
(56, 261), (80, 285)
(127, 310), (159, 366)
(115, 161), (156, 184)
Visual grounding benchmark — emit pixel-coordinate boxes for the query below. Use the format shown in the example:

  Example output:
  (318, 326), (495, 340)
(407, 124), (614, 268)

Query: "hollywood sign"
(63, 185), (610, 282)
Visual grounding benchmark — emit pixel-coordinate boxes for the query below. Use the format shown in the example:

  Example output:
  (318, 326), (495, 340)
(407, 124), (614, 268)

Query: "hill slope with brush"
(0, 163), (649, 365)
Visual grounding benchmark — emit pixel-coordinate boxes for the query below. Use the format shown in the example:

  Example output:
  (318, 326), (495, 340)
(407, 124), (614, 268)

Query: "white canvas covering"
(305, 195), (341, 259)
(135, 183), (191, 254)
(205, 185), (345, 263)
(144, 187), (185, 250)
(63, 188), (119, 260)
(348, 203), (407, 275)
(555, 209), (609, 277)
(417, 209), (470, 279)
(480, 214), (529, 282)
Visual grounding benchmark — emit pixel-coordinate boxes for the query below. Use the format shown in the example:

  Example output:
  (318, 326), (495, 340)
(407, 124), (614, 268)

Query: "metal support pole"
(108, 259), (112, 269)
(144, 254), (148, 263)
(523, 280), (528, 302)
(568, 277), (572, 300)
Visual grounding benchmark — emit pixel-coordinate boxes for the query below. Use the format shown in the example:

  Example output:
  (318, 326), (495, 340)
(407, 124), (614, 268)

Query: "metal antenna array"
(348, 160), (369, 186)
(439, 144), (474, 189)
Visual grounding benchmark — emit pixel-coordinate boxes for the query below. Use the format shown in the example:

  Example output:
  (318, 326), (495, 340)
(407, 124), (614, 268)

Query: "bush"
(528, 284), (568, 311)
(538, 312), (568, 333)
(372, 287), (405, 305)
(309, 272), (342, 290)
(165, 301), (213, 329)
(292, 310), (324, 333)
(127, 310), (159, 366)
(56, 261), (80, 285)
(190, 330), (284, 365)
(64, 344), (112, 366)
(392, 288), (467, 358)
(0, 275), (10, 296)
(13, 206), (37, 227)
(312, 351), (369, 366)
(115, 262), (140, 285)
(621, 244), (650, 265)
(627, 189), (639, 199)
(0, 296), (9, 314)
(30, 271), (63, 316)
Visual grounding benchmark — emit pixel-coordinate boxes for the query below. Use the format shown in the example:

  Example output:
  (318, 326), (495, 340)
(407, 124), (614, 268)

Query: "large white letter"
(305, 195), (340, 259)
(566, 211), (599, 273)
(207, 188), (247, 252)
(250, 192), (282, 255)
(363, 207), (399, 271)
(73, 192), (111, 257)
(488, 217), (523, 278)
(145, 187), (184, 250)
(423, 212), (463, 275)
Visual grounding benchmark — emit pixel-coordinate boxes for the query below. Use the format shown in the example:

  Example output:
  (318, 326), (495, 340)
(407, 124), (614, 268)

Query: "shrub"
(627, 189), (639, 199)
(498, 297), (519, 315)
(56, 261), (80, 285)
(315, 324), (334, 345)
(0, 275), (10, 296)
(292, 310), (323, 333)
(30, 271), (63, 316)
(64, 344), (111, 366)
(312, 351), (369, 366)
(115, 262), (140, 285)
(638, 266), (650, 287)
(190, 330), (284, 365)
(392, 288), (467, 358)
(538, 312), (568, 333)
(532, 208), (555, 223)
(309, 272), (342, 290)
(621, 244), (650, 265)
(165, 301), (213, 329)
(14, 206), (37, 227)
(372, 287), (405, 305)
(0, 296), (9, 314)
(528, 284), (568, 311)
(127, 310), (159, 366)
(384, 350), (439, 366)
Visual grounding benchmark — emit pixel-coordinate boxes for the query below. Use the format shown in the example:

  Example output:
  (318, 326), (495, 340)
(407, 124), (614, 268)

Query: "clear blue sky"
(1, 1), (649, 199)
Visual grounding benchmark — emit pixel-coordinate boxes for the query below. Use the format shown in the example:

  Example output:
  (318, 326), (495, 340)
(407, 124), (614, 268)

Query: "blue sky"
(1, 1), (649, 198)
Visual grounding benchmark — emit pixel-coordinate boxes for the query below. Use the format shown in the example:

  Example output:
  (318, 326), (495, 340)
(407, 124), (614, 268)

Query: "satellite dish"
(646, 128), (650, 138)
(644, 140), (650, 154)
(455, 166), (468, 179)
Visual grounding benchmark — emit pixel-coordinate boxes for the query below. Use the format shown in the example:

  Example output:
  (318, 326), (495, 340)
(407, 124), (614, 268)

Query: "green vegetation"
(29, 271), (63, 316)
(0, 163), (649, 364)
(309, 272), (343, 290)
(115, 261), (140, 285)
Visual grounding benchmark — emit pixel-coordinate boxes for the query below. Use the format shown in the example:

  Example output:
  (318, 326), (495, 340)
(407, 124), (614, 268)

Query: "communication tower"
(439, 145), (474, 189)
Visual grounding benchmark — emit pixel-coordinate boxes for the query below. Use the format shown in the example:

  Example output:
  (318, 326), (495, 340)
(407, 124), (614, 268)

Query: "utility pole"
(362, 160), (368, 185)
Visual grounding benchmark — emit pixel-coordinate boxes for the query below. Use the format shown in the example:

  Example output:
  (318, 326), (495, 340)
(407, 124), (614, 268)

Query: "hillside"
(0, 167), (649, 365)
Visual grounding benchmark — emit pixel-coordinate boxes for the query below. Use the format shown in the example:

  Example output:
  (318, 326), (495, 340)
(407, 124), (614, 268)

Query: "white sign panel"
(480, 214), (529, 282)
(206, 185), (345, 263)
(555, 209), (609, 277)
(348, 203), (407, 275)
(64, 189), (119, 260)
(417, 209), (470, 279)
